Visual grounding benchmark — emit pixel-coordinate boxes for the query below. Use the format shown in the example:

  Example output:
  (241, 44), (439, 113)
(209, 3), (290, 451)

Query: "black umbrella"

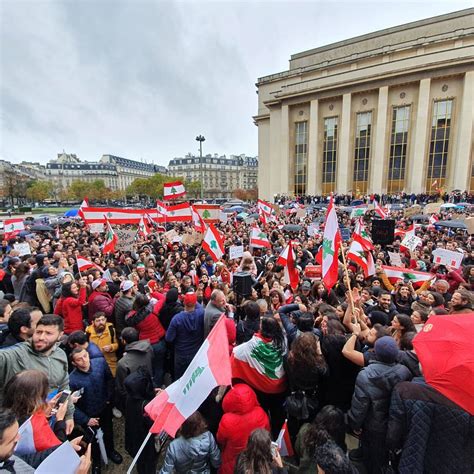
(282, 224), (302, 232)
(410, 214), (429, 221)
(30, 224), (55, 232)
(435, 220), (467, 229)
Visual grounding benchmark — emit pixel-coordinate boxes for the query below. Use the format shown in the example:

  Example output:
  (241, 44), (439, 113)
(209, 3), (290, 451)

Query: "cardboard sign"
(432, 248), (464, 269)
(404, 205), (422, 219)
(304, 265), (322, 279)
(229, 245), (244, 260)
(115, 229), (136, 251)
(88, 223), (104, 234)
(339, 227), (351, 241)
(401, 234), (422, 252)
(13, 242), (31, 257)
(371, 219), (395, 245)
(163, 229), (178, 242)
(388, 251), (404, 267)
(296, 208), (306, 220)
(423, 202), (442, 215)
(465, 217), (474, 235)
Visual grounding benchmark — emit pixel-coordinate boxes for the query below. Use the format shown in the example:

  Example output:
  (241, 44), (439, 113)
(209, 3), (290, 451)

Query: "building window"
(387, 105), (410, 193)
(426, 99), (453, 192)
(294, 121), (308, 195)
(353, 111), (372, 194)
(322, 117), (338, 194)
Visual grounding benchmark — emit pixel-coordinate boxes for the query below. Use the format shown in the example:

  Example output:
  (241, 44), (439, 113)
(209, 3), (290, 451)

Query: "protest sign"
(432, 248), (464, 269)
(339, 227), (351, 241)
(304, 265), (322, 279)
(296, 208), (306, 220)
(35, 441), (81, 474)
(404, 205), (421, 219)
(423, 202), (442, 215)
(115, 229), (136, 251)
(388, 251), (404, 267)
(371, 219), (395, 245)
(13, 242), (31, 257)
(350, 208), (366, 218)
(465, 217), (474, 235)
(229, 245), (244, 260)
(163, 229), (178, 242)
(181, 233), (194, 246)
(88, 223), (104, 234)
(401, 233), (422, 252)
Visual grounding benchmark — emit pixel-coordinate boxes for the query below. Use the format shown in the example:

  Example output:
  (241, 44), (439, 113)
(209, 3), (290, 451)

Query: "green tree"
(185, 180), (202, 199)
(126, 173), (184, 199)
(67, 180), (90, 200)
(26, 181), (53, 202)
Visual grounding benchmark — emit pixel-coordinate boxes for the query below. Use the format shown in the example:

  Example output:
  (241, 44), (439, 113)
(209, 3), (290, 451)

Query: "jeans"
(151, 339), (166, 387)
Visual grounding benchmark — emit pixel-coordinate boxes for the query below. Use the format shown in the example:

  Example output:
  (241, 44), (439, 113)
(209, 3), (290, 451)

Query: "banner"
(432, 248), (464, 269)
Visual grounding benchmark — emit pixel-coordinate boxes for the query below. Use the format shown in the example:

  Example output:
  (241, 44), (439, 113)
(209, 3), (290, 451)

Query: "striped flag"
(381, 265), (434, 288)
(373, 200), (387, 219)
(137, 216), (151, 238)
(250, 224), (271, 248)
(353, 218), (374, 250)
(145, 316), (231, 436)
(277, 420), (294, 457)
(347, 240), (375, 277)
(77, 256), (102, 273)
(191, 205), (206, 233)
(164, 181), (186, 200)
(321, 196), (341, 290)
(202, 224), (225, 262)
(101, 216), (117, 254)
(4, 218), (25, 240)
(78, 198), (89, 221)
(276, 242), (299, 290)
(257, 199), (272, 216)
(429, 214), (439, 226)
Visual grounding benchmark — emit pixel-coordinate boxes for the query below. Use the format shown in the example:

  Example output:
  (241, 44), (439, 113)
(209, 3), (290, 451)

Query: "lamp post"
(195, 135), (205, 201)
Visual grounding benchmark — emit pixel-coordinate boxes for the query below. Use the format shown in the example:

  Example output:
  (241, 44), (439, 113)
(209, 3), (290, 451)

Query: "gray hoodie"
(160, 431), (221, 474)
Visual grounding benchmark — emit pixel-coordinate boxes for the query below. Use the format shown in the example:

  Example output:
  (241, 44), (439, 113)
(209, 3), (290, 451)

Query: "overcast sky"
(0, 0), (471, 167)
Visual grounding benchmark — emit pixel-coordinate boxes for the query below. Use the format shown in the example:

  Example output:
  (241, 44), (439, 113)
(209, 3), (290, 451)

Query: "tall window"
(294, 121), (308, 195)
(353, 111), (372, 194)
(322, 117), (338, 194)
(387, 106), (410, 193)
(426, 99), (453, 192)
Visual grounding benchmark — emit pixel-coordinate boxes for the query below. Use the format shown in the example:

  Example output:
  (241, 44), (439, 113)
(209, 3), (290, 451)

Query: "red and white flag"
(202, 224), (225, 262)
(276, 241), (299, 290)
(4, 218), (25, 240)
(164, 181), (186, 200)
(276, 420), (294, 457)
(145, 316), (231, 436)
(321, 196), (341, 290)
(101, 216), (118, 254)
(166, 202), (192, 222)
(373, 200), (387, 219)
(137, 216), (151, 238)
(347, 240), (375, 278)
(250, 225), (271, 248)
(77, 256), (103, 273)
(257, 199), (272, 216)
(78, 198), (89, 221)
(429, 214), (439, 226)
(381, 265), (434, 288)
(191, 205), (206, 233)
(353, 218), (374, 251)
(156, 200), (168, 218)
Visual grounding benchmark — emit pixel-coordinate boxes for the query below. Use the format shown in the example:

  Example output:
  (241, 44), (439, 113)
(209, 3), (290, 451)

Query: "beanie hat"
(375, 336), (399, 363)
(183, 292), (197, 306)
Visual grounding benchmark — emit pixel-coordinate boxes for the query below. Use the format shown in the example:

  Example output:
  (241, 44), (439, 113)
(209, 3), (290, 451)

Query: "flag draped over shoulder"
(145, 316), (231, 437)
(321, 196), (341, 290)
(231, 333), (287, 394)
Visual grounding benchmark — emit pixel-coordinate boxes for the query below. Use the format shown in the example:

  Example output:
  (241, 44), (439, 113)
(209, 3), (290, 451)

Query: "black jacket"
(348, 360), (412, 433)
(387, 380), (474, 474)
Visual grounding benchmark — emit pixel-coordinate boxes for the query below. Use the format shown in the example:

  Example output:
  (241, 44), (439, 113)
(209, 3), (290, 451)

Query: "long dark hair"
(288, 332), (326, 371)
(178, 411), (208, 439)
(260, 316), (286, 353)
(235, 429), (273, 474)
(61, 281), (76, 298)
(395, 314), (416, 334)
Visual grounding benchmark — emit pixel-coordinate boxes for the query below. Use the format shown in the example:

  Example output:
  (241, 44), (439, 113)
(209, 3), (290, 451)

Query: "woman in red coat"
(217, 383), (270, 474)
(54, 278), (87, 334)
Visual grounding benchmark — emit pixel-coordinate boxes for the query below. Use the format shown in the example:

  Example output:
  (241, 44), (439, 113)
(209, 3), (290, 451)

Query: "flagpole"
(126, 432), (152, 474)
(339, 246), (356, 317)
(76, 256), (82, 278)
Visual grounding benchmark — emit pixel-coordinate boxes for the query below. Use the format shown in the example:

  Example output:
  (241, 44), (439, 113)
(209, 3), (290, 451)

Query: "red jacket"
(225, 318), (236, 355)
(54, 287), (86, 334)
(88, 291), (115, 321)
(217, 384), (270, 474)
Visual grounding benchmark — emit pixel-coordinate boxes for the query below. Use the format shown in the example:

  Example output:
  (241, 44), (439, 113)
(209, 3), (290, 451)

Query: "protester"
(86, 312), (118, 376)
(1, 307), (42, 348)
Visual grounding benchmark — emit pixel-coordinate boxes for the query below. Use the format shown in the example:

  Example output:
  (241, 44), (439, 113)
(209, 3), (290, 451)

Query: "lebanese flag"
(145, 316), (231, 436)
(15, 414), (60, 455)
(191, 205), (206, 233)
(102, 217), (118, 254)
(202, 224), (225, 262)
(145, 213), (165, 233)
(353, 218), (374, 250)
(78, 198), (89, 221)
(276, 242), (299, 290)
(4, 218), (25, 239)
(231, 333), (287, 394)
(276, 420), (294, 457)
(347, 240), (375, 278)
(374, 200), (387, 219)
(156, 200), (168, 218)
(321, 196), (341, 290)
(250, 225), (271, 248)
(429, 214), (439, 226)
(164, 181), (186, 200)
(193, 204), (221, 223)
(166, 202), (192, 222)
(77, 256), (102, 273)
(257, 199), (272, 216)
(81, 207), (162, 224)
(381, 265), (434, 288)
(138, 216), (151, 238)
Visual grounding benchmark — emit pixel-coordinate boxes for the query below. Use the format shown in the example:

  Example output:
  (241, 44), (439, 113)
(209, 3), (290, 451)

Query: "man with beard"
(0, 314), (74, 435)
(367, 290), (397, 323)
(1, 307), (42, 348)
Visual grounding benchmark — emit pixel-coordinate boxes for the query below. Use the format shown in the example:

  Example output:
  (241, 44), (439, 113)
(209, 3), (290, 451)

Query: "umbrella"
(282, 224), (302, 232)
(410, 214), (429, 221)
(413, 314), (474, 414)
(435, 220), (467, 229)
(30, 225), (55, 232)
(224, 206), (245, 213)
(350, 199), (364, 206)
(440, 203), (457, 208)
(64, 209), (79, 217)
(248, 213), (259, 219)
(236, 212), (249, 220)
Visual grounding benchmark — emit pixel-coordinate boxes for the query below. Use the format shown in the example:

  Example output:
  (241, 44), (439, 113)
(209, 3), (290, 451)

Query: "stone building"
(254, 9), (474, 200)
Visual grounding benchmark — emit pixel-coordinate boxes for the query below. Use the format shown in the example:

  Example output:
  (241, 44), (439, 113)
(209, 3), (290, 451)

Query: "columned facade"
(254, 9), (474, 200)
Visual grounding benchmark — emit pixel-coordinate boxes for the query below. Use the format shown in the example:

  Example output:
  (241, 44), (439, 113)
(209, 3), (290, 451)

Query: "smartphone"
(271, 441), (279, 457)
(71, 388), (84, 399)
(78, 427), (96, 456)
(55, 390), (71, 409)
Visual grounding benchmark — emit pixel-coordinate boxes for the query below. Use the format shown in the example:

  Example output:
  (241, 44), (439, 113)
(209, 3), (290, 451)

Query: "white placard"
(115, 229), (136, 251)
(88, 223), (104, 234)
(432, 248), (464, 269)
(172, 235), (183, 243)
(35, 441), (81, 474)
(388, 251), (404, 267)
(13, 242), (31, 256)
(219, 211), (228, 223)
(401, 234), (422, 252)
(229, 245), (244, 260)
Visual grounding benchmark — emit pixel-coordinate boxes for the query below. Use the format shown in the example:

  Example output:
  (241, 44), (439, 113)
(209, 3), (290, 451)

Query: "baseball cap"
(301, 281), (312, 291)
(374, 336), (399, 363)
(92, 279), (107, 290)
(183, 292), (197, 306)
(120, 280), (134, 292)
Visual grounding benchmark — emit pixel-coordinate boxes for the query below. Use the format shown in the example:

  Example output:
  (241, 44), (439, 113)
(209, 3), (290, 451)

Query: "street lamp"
(195, 135), (205, 201)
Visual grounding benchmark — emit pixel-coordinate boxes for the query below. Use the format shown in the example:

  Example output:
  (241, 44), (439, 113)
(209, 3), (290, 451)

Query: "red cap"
(183, 292), (197, 306)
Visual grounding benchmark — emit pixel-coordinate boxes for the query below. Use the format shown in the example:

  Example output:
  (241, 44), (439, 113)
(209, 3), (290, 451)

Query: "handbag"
(285, 390), (318, 420)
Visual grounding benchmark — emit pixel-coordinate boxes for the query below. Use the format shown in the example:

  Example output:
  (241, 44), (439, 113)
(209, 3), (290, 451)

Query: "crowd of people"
(0, 193), (473, 474)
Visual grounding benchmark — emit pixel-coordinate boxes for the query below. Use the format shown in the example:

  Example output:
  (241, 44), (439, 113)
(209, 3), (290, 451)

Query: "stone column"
(451, 71), (473, 191)
(408, 78), (431, 193)
(370, 86), (389, 194)
(307, 99), (320, 195)
(337, 93), (352, 193)
(268, 108), (282, 200)
(280, 104), (290, 195)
